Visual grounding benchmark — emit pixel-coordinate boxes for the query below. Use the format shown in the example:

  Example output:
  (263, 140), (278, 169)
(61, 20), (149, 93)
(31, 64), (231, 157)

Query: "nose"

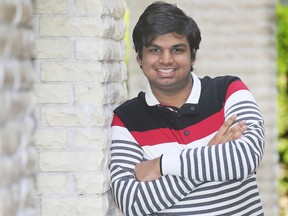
(159, 50), (173, 64)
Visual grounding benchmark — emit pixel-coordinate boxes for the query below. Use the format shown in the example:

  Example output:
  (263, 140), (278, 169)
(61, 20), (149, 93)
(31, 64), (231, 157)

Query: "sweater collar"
(145, 72), (201, 106)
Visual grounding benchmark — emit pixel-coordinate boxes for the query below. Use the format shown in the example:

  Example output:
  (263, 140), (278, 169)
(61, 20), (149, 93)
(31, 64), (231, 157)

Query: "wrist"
(161, 153), (181, 176)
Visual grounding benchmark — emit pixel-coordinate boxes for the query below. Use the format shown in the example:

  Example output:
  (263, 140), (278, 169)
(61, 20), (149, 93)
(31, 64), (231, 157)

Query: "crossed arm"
(135, 114), (247, 182)
(110, 91), (264, 216)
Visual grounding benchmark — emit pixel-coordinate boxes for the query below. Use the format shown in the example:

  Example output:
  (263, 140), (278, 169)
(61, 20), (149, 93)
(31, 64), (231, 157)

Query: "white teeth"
(157, 68), (174, 73)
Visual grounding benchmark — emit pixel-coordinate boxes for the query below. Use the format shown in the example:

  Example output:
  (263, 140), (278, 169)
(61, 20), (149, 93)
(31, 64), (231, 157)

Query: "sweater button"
(184, 130), (190, 136)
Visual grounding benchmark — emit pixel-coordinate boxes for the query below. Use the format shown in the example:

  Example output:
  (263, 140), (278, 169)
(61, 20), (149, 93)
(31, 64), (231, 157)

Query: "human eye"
(149, 47), (161, 53)
(172, 47), (185, 53)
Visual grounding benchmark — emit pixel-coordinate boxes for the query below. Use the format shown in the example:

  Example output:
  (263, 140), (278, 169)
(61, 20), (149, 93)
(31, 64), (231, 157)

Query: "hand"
(208, 114), (246, 146)
(135, 115), (246, 181)
(134, 157), (161, 182)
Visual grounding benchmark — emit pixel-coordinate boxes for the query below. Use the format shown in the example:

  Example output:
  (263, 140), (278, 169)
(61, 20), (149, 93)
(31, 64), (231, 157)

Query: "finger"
(216, 119), (246, 144)
(226, 120), (246, 141)
(225, 119), (245, 135)
(229, 124), (247, 141)
(217, 114), (237, 136)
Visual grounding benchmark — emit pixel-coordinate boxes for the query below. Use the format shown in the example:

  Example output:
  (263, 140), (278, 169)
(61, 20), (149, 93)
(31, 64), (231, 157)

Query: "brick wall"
(33, 0), (127, 215)
(0, 0), (38, 215)
(0, 0), (278, 215)
(127, 0), (278, 215)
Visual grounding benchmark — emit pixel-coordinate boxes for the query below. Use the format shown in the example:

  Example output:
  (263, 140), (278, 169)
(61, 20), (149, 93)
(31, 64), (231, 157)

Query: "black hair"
(132, 1), (201, 60)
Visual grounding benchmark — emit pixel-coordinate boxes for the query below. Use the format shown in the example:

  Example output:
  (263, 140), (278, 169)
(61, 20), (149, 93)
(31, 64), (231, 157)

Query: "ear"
(136, 54), (142, 68)
(191, 48), (197, 61)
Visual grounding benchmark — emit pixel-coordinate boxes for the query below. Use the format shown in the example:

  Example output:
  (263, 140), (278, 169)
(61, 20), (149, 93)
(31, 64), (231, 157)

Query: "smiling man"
(138, 33), (194, 108)
(109, 1), (265, 216)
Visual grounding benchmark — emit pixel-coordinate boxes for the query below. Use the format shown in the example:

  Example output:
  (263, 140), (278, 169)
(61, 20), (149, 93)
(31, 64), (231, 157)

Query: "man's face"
(137, 32), (194, 95)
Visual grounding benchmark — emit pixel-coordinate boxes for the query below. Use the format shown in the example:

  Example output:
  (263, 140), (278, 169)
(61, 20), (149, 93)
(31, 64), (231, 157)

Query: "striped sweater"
(109, 73), (265, 216)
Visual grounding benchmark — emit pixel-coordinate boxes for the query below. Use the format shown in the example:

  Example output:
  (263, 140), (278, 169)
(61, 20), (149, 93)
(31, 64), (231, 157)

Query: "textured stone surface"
(34, 0), (127, 215)
(0, 0), (37, 215)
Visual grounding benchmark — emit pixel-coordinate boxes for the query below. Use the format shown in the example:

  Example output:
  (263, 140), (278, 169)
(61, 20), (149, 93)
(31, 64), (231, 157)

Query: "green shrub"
(277, 2), (288, 213)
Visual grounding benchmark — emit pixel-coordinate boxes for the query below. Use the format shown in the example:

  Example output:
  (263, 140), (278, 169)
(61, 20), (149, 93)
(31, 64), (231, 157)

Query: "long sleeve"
(161, 82), (265, 182)
(110, 77), (264, 215)
(109, 115), (198, 216)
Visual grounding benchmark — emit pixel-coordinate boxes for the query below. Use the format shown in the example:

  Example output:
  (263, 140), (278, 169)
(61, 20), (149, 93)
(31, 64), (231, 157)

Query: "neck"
(152, 78), (193, 108)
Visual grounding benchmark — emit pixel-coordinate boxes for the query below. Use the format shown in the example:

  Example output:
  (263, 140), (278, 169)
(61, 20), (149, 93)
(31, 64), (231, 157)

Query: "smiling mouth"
(156, 68), (176, 78)
(157, 67), (177, 73)
(157, 68), (174, 73)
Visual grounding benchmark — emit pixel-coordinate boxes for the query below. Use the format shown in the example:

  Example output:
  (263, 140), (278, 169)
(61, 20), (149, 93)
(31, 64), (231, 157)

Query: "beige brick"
(0, 124), (21, 155)
(0, 197), (3, 215)
(33, 129), (67, 150)
(39, 17), (103, 37)
(75, 171), (110, 194)
(0, 1), (33, 27)
(0, 27), (6, 55)
(37, 173), (68, 195)
(23, 147), (38, 176)
(75, 39), (104, 60)
(39, 61), (126, 83)
(19, 60), (35, 90)
(35, 0), (67, 14)
(75, 39), (125, 61)
(34, 83), (71, 103)
(0, 92), (35, 124)
(42, 195), (109, 216)
(71, 128), (110, 148)
(203, 35), (274, 50)
(40, 106), (109, 127)
(0, 158), (17, 186)
(103, 0), (127, 18)
(106, 82), (127, 104)
(0, 61), (15, 90)
(34, 39), (73, 59)
(103, 17), (126, 40)
(40, 61), (102, 82)
(16, 0), (34, 27)
(74, 0), (103, 15)
(0, 27), (34, 59)
(0, 146), (37, 186)
(19, 177), (38, 211)
(238, 0), (275, 8)
(74, 84), (104, 104)
(39, 151), (104, 171)
(102, 61), (127, 82)
(0, 136), (2, 156)
(0, 2), (16, 23)
(1, 177), (37, 215)
(1, 188), (18, 216)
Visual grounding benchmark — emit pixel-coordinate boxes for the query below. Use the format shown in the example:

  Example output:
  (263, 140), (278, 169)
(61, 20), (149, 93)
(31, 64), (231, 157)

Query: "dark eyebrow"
(147, 43), (187, 48)
(146, 43), (160, 48)
(172, 43), (187, 48)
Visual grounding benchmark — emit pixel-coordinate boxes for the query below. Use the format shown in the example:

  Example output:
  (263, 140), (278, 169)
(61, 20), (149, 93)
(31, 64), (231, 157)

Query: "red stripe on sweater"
(225, 80), (249, 101)
(131, 108), (225, 146)
(112, 114), (125, 127)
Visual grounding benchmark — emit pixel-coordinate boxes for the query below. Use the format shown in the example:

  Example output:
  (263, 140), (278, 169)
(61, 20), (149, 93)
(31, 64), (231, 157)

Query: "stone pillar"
(126, 0), (278, 215)
(33, 0), (127, 215)
(0, 0), (38, 215)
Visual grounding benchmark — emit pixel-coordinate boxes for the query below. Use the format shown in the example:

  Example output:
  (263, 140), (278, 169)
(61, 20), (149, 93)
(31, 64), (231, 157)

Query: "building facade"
(0, 0), (278, 215)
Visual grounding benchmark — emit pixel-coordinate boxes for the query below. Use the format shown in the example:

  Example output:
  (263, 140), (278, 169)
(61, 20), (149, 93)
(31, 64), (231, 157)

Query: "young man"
(109, 1), (265, 215)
